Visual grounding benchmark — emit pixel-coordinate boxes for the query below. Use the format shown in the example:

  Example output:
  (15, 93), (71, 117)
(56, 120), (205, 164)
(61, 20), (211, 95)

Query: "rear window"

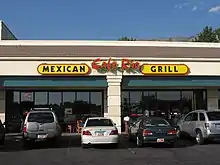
(27, 112), (54, 123)
(85, 119), (113, 127)
(143, 118), (170, 127)
(207, 112), (220, 121)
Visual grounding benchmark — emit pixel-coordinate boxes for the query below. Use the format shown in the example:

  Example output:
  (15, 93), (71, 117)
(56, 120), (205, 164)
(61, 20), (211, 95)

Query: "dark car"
(0, 120), (5, 145)
(129, 117), (177, 147)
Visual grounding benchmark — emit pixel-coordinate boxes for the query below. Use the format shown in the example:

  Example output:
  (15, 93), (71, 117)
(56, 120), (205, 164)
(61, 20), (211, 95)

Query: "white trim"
(1, 40), (220, 48)
(1, 57), (220, 62)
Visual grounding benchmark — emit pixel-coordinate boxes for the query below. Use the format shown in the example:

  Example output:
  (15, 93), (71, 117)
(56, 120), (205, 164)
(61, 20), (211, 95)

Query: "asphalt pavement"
(0, 134), (220, 165)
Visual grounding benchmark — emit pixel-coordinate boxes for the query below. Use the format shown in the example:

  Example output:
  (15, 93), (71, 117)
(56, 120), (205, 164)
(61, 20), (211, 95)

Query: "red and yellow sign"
(140, 64), (190, 75)
(37, 63), (91, 75)
(91, 58), (140, 73)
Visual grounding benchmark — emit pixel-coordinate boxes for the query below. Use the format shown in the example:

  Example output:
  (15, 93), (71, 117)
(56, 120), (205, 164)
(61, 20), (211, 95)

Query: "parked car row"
(22, 108), (119, 149)
(2, 109), (220, 149)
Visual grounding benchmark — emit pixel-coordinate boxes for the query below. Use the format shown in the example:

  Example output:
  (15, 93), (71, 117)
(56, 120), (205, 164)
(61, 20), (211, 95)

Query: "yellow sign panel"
(140, 64), (190, 75)
(37, 64), (91, 75)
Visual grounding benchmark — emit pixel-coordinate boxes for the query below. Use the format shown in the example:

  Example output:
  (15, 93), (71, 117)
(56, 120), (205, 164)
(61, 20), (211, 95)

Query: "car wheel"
(128, 133), (132, 141)
(196, 130), (204, 145)
(111, 143), (119, 148)
(169, 142), (176, 148)
(81, 143), (89, 149)
(0, 137), (5, 145)
(136, 136), (143, 148)
(22, 140), (32, 149)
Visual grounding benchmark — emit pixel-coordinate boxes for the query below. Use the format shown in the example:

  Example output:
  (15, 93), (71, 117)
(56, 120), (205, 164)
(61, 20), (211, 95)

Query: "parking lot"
(0, 134), (220, 165)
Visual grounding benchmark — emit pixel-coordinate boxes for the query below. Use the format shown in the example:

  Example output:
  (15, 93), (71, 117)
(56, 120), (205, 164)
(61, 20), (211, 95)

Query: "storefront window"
(21, 92), (33, 102)
(49, 92), (62, 106)
(157, 91), (181, 120)
(121, 90), (206, 126)
(90, 92), (102, 116)
(5, 90), (103, 133)
(63, 92), (75, 106)
(35, 92), (48, 107)
(181, 91), (193, 116)
(129, 91), (142, 116)
(13, 92), (20, 103)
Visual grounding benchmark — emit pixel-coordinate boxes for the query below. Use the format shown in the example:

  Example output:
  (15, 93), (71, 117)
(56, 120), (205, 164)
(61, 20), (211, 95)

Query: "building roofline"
(0, 40), (220, 48)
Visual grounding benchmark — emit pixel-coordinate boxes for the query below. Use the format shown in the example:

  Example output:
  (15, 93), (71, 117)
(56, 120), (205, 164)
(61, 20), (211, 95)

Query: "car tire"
(0, 136), (5, 145)
(22, 140), (32, 149)
(81, 143), (89, 149)
(128, 133), (132, 141)
(169, 142), (176, 148)
(111, 143), (119, 149)
(196, 130), (205, 145)
(136, 136), (143, 148)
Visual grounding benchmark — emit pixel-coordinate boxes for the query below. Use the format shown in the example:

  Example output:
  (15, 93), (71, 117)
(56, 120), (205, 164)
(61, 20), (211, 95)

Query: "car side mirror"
(114, 123), (116, 126)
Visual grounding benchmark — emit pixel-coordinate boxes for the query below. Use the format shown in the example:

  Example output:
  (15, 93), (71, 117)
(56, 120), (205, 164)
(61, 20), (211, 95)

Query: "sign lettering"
(91, 58), (140, 73)
(140, 64), (189, 75)
(37, 64), (91, 75)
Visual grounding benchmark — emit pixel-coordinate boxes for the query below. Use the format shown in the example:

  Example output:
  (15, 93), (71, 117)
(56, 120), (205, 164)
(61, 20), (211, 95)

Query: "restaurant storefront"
(1, 40), (220, 133)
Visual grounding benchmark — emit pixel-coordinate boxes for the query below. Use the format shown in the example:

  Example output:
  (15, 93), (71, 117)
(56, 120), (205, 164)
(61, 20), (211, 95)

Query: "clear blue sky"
(1, 0), (220, 40)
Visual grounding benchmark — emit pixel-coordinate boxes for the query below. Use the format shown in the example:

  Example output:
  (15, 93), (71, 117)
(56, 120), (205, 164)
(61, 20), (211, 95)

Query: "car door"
(187, 112), (198, 137)
(181, 113), (193, 134)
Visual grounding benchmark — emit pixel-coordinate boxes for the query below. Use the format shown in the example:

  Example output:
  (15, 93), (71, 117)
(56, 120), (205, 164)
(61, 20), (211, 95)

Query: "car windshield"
(85, 119), (113, 127)
(144, 118), (170, 127)
(207, 112), (220, 121)
(28, 112), (54, 123)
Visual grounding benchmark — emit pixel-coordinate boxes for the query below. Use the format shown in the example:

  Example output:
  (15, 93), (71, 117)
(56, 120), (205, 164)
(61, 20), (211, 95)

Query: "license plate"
(37, 134), (47, 139)
(157, 138), (164, 143)
(95, 131), (105, 136)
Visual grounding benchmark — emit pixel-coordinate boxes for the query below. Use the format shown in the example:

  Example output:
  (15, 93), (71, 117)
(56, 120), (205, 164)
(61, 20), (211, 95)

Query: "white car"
(81, 117), (119, 148)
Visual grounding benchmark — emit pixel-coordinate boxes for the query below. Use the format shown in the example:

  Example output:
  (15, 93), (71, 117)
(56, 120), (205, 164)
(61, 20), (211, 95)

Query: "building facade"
(1, 40), (220, 133)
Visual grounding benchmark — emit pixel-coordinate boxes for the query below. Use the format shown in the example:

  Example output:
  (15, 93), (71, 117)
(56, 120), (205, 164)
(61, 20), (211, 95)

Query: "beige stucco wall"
(0, 58), (220, 132)
(0, 60), (220, 76)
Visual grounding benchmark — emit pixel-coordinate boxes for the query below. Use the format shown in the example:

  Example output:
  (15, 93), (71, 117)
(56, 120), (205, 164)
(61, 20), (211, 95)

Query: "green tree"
(118, 36), (136, 41)
(194, 26), (219, 42)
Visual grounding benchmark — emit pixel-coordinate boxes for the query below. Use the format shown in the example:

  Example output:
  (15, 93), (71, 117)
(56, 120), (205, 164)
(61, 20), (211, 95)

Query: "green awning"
(4, 79), (107, 87)
(123, 76), (220, 87)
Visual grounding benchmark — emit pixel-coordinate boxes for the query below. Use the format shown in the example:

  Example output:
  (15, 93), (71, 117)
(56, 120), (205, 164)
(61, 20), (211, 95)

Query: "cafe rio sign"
(91, 58), (190, 75)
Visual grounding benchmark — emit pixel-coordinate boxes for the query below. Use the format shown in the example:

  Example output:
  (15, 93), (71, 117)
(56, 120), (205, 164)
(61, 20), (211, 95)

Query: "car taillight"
(23, 124), (27, 133)
(110, 130), (118, 135)
(204, 123), (209, 129)
(82, 130), (92, 136)
(143, 129), (153, 136)
(168, 130), (177, 135)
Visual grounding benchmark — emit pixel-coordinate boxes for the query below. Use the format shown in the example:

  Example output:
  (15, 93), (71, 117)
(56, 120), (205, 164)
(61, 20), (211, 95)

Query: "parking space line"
(119, 136), (137, 155)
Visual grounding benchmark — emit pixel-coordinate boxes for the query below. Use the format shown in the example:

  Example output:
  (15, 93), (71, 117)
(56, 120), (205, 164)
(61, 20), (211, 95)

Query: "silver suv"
(177, 110), (220, 145)
(22, 110), (61, 148)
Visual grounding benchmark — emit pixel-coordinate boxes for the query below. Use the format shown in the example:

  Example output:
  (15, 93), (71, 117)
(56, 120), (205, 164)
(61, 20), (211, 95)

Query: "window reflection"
(182, 91), (193, 116)
(35, 92), (48, 107)
(21, 92), (33, 101)
(49, 92), (61, 106)
(90, 92), (102, 116)
(13, 92), (20, 103)
(129, 91), (142, 116)
(6, 90), (104, 133)
(63, 92), (75, 106)
(121, 90), (206, 127)
(77, 92), (89, 103)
